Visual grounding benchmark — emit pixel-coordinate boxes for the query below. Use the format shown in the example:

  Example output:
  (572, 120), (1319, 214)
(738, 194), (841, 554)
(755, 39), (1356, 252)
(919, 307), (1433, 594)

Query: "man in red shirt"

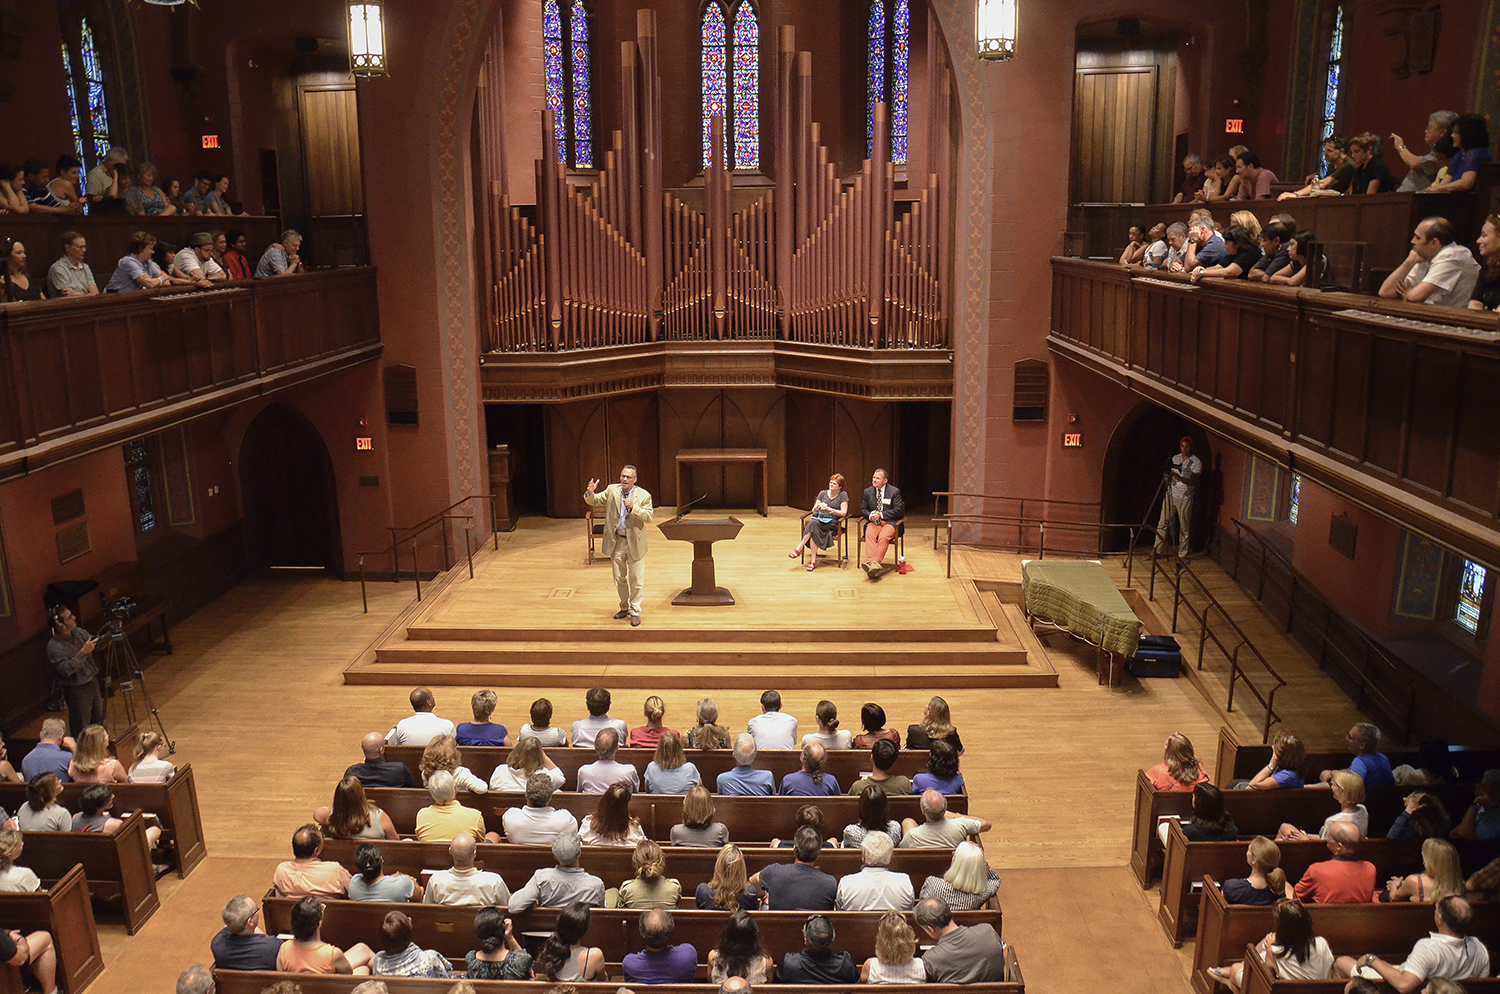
(1293, 822), (1375, 903)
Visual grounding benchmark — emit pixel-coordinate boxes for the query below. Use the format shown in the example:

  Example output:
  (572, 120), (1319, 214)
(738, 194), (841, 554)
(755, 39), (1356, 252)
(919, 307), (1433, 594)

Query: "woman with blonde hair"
(802, 700), (853, 750)
(695, 844), (761, 910)
(419, 734), (487, 793)
(1384, 838), (1463, 902)
(1248, 731), (1305, 789)
(579, 783), (645, 846)
(918, 840), (1001, 911)
(1277, 769), (1365, 841)
(670, 784), (729, 847)
(1222, 837), (1286, 905)
(859, 910), (925, 983)
(644, 731), (701, 794)
(615, 839), (682, 908)
(488, 736), (564, 792)
(629, 696), (678, 748)
(0, 827), (40, 892)
(314, 776), (400, 841)
(128, 732), (176, 783)
(905, 697), (962, 753)
(67, 725), (126, 784)
(1229, 210), (1262, 242)
(1145, 732), (1211, 792)
(686, 698), (729, 750)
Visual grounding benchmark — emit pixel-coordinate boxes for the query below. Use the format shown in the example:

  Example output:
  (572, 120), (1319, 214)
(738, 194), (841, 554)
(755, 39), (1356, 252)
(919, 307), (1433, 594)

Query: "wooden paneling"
(298, 85), (364, 218)
(1071, 67), (1158, 205)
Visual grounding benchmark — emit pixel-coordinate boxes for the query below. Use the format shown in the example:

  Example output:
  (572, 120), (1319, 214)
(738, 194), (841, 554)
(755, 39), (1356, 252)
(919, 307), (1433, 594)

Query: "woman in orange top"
(276, 896), (375, 974)
(1145, 733), (1211, 792)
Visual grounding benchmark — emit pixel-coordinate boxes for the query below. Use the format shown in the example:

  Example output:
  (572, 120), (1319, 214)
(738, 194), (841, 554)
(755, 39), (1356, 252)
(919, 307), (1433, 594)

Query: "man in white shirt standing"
(387, 687), (455, 747)
(1154, 436), (1202, 560)
(502, 774), (580, 845)
(747, 690), (799, 750)
(424, 833), (510, 907)
(1380, 216), (1481, 308)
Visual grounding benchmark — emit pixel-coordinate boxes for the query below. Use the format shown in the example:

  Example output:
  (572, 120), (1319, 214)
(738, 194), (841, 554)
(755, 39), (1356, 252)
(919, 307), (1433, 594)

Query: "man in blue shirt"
(20, 719), (73, 783)
(1318, 722), (1393, 789)
(780, 742), (840, 797)
(716, 734), (775, 795)
(622, 910), (697, 984)
(1455, 770), (1500, 842)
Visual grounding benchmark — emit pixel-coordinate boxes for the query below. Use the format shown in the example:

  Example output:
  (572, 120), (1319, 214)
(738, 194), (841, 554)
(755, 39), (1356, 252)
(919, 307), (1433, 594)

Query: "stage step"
(401, 625), (1001, 644)
(374, 638), (1029, 667)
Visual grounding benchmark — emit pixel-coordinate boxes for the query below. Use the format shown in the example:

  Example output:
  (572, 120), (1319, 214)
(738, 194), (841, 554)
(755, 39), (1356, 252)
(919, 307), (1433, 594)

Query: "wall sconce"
(976, 0), (1016, 61)
(348, 2), (388, 77)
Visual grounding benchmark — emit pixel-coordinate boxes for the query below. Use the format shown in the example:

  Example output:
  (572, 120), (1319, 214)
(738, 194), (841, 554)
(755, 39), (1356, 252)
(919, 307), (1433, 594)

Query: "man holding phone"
(46, 606), (103, 734)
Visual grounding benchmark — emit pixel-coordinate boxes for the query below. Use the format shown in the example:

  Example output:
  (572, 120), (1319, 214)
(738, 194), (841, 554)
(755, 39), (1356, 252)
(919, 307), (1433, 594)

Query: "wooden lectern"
(658, 516), (744, 606)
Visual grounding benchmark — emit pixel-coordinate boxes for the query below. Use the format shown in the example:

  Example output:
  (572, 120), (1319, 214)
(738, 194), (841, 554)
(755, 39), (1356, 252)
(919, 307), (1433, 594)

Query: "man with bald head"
(780, 742), (839, 797)
(720, 978), (753, 994)
(386, 687), (456, 746)
(424, 832), (511, 906)
(1292, 821), (1376, 903)
(345, 732), (416, 788)
(623, 909), (698, 984)
(508, 833), (606, 912)
(899, 790), (991, 849)
(575, 727), (641, 794)
(272, 824), (351, 897)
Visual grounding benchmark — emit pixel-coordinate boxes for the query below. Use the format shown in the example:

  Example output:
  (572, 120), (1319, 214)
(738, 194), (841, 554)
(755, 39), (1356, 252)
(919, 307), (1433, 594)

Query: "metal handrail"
(932, 491), (1103, 554)
(356, 494), (501, 613)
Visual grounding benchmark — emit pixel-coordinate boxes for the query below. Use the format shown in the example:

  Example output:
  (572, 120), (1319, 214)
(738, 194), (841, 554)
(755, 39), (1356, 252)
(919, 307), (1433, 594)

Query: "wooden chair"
(584, 505), (606, 564)
(797, 509), (848, 569)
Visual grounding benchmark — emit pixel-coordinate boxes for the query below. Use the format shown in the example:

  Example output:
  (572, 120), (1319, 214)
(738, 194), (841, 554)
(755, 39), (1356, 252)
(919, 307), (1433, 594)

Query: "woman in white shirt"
(128, 732), (176, 783)
(1276, 769), (1367, 842)
(0, 827), (41, 893)
(800, 700), (852, 751)
(1208, 899), (1332, 987)
(517, 698), (569, 747)
(489, 737), (565, 792)
(578, 783), (646, 847)
(419, 734), (488, 794)
(859, 910), (926, 983)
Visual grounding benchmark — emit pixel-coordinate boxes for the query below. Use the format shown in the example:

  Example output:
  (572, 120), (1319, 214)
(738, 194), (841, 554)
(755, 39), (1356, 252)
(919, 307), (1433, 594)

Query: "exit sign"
(356, 437), (373, 451)
(1225, 119), (1243, 134)
(202, 135), (219, 149)
(1062, 433), (1083, 448)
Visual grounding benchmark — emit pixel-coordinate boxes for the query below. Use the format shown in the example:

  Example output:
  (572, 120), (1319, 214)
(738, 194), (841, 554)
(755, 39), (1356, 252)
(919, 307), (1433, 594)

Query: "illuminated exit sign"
(202, 135), (219, 149)
(1062, 433), (1083, 448)
(1225, 119), (1243, 134)
(356, 437), (373, 451)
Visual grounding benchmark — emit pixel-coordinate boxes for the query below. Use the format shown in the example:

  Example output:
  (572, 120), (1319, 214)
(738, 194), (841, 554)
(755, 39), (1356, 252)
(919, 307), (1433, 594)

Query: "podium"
(658, 516), (745, 606)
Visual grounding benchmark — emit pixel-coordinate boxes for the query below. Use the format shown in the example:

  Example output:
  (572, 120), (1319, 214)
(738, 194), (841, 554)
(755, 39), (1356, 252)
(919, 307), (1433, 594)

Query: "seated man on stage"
(859, 469), (905, 577)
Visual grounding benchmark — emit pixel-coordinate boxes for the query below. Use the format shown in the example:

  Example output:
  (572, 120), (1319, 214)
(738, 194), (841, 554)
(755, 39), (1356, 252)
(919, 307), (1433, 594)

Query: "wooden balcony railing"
(0, 268), (380, 479)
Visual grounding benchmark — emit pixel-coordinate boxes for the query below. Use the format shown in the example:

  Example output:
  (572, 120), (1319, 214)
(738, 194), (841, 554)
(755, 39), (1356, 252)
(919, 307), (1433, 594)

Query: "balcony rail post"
(465, 523), (475, 579)
(413, 541), (422, 602)
(442, 520), (452, 571)
(359, 555), (368, 614)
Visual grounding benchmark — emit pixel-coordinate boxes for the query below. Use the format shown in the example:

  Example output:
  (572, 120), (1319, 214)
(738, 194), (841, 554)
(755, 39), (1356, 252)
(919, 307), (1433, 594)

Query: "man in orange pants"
(860, 468), (904, 578)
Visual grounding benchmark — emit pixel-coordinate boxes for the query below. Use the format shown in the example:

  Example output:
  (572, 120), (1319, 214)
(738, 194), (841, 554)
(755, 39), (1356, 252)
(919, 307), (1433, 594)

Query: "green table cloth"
(1020, 559), (1142, 658)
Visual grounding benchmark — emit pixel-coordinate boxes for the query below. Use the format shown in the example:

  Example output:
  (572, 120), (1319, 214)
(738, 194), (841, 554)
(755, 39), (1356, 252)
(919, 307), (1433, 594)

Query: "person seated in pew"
(519, 697), (570, 748)
(1267, 230), (1319, 288)
(1220, 837), (1286, 906)
(1158, 783), (1238, 847)
(1207, 897), (1333, 989)
(68, 725), (126, 784)
(315, 776), (401, 841)
(750, 827), (837, 911)
(465, 906), (533, 980)
(20, 720), (73, 784)
(1243, 730), (1306, 790)
(859, 909), (926, 984)
(848, 738), (913, 798)
(918, 840), (1001, 911)
(1277, 769), (1368, 842)
(686, 698), (730, 750)
(212, 894), (284, 971)
(345, 732), (416, 790)
(615, 839), (681, 909)
(1318, 722), (1395, 789)
(1247, 219), (1296, 282)
(1347, 133), (1393, 194)
(853, 703), (900, 749)
(1190, 225), (1262, 282)
(72, 785), (163, 849)
(576, 728), (641, 795)
(717, 734), (775, 796)
(508, 833), (606, 912)
(386, 687), (456, 748)
(16, 773), (70, 833)
(772, 804), (837, 849)
(802, 701), (853, 751)
(623, 909), (698, 985)
(670, 785), (729, 847)
(536, 902), (607, 982)
(580, 783), (646, 847)
(912, 739), (965, 795)
(1291, 821), (1376, 904)
(836, 833), (914, 912)
(645, 731), (701, 794)
(127, 732), (175, 783)
(274, 823), (353, 898)
(456, 689), (510, 747)
(1389, 791), (1452, 842)
(350, 843), (423, 902)
(1117, 224), (1147, 266)
(905, 696), (962, 754)
(1384, 838), (1463, 904)
(0, 827), (40, 892)
(0, 733), (20, 783)
(414, 771), (500, 844)
(1392, 111), (1459, 192)
(1452, 769), (1500, 842)
(1425, 114), (1492, 195)
(844, 786), (901, 849)
(697, 845), (762, 911)
(899, 790), (991, 849)
(372, 910), (453, 978)
(747, 689), (800, 751)
(1335, 895), (1491, 991)
(420, 734), (488, 794)
(2, 924), (57, 994)
(630, 696), (679, 749)
(709, 910), (774, 985)
(502, 772), (579, 846)
(276, 895), (376, 975)
(572, 686), (629, 749)
(776, 914), (859, 985)
(1379, 216), (1482, 309)
(490, 737), (565, 793)
(1471, 214), (1500, 312)
(178, 963), (212, 993)
(915, 896), (1006, 983)
(1140, 222), (1171, 269)
(426, 832), (510, 907)
(781, 742), (840, 797)
(1145, 732), (1212, 792)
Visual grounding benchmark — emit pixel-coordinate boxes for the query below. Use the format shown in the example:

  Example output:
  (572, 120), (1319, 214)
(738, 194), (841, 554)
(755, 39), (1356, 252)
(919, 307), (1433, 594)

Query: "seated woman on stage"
(671, 785), (729, 847)
(579, 783), (646, 846)
(419, 734), (488, 794)
(314, 776), (401, 841)
(629, 696), (679, 749)
(488, 736), (564, 792)
(1145, 732), (1211, 792)
(644, 731), (701, 794)
(68, 725), (127, 784)
(912, 739), (965, 795)
(789, 474), (849, 570)
(1207, 899), (1333, 988)
(615, 839), (682, 909)
(1220, 837), (1285, 906)
(853, 703), (900, 749)
(686, 698), (729, 750)
(697, 845), (762, 910)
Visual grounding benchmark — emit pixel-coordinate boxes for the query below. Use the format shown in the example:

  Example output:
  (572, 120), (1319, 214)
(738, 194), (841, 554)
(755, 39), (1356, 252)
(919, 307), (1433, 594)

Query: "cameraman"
(46, 607), (103, 736)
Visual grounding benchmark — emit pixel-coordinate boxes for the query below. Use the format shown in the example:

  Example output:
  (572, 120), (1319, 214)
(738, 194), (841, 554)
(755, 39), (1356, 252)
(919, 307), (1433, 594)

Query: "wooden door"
(298, 83), (367, 266)
(1071, 66), (1158, 204)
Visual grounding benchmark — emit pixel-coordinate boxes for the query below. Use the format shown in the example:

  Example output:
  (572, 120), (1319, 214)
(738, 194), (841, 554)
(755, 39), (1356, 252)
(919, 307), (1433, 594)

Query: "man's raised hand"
(586, 478), (601, 494)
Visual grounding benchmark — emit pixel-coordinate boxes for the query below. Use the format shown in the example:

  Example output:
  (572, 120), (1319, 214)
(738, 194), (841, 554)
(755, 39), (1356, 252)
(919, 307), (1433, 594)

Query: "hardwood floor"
(58, 516), (1376, 993)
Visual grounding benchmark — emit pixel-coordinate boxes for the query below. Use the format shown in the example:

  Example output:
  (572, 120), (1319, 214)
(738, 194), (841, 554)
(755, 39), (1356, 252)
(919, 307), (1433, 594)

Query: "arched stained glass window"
(702, 3), (727, 166)
(701, 1), (759, 170)
(544, 0), (593, 168)
(60, 41), (84, 162)
(79, 19), (112, 162)
(1319, 6), (1344, 178)
(60, 17), (113, 166)
(867, 0), (910, 163)
(732, 4), (759, 169)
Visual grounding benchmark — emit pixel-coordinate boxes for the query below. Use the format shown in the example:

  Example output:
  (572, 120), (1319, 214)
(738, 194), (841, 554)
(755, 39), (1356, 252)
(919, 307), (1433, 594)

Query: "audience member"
(45, 230), (97, 297)
(1280, 137), (1354, 199)
(0, 736), (15, 784)
(1157, 783), (1238, 846)
(425, 832), (511, 907)
(68, 725), (125, 784)
(616, 839), (682, 909)
(750, 827), (837, 910)
(912, 739), (965, 794)
(1192, 224), (1261, 281)
(1427, 114), (1492, 193)
(1163, 222), (1190, 272)
(255, 229), (305, 277)
(1172, 154), (1207, 204)
(1245, 730), (1306, 789)
(915, 897), (1006, 983)
(16, 774), (70, 832)
(1279, 769), (1367, 841)
(899, 789), (991, 848)
(0, 828), (40, 892)
(125, 162), (176, 216)
(1248, 220), (1295, 282)
(1385, 838), (1463, 903)
(508, 833), (606, 912)
(859, 910), (925, 984)
(1234, 151), (1279, 200)
(345, 732), (416, 788)
(671, 784), (729, 847)
(127, 731), (175, 783)
(645, 731), (700, 794)
(1117, 224), (1147, 266)
(686, 698), (729, 749)
(630, 695), (678, 748)
(717, 734), (775, 795)
(843, 784), (902, 848)
(21, 159), (78, 214)
(1335, 896), (1489, 990)
(1388, 790), (1452, 842)
(490, 737), (564, 792)
(465, 907), (533, 980)
(206, 175), (236, 215)
(502, 772), (579, 845)
(1183, 219), (1226, 270)
(1198, 156), (1236, 202)
(414, 770), (498, 843)
(0, 925), (56, 994)
(1, 237), (41, 302)
(173, 232), (226, 285)
(388, 687), (455, 746)
(222, 230), (254, 280)
(1322, 722), (1394, 789)
(1392, 112), (1458, 191)
(1380, 216), (1480, 308)
(105, 231), (172, 291)
(212, 894), (283, 971)
(697, 844), (761, 910)
(84, 146), (130, 208)
(0, 164), (27, 213)
(709, 910), (774, 985)
(183, 172), (216, 214)
(1208, 898), (1333, 988)
(1145, 732), (1210, 791)
(918, 840), (1001, 911)
(456, 689), (509, 746)
(20, 719), (71, 782)
(1268, 230), (1319, 287)
(176, 963), (214, 994)
(1221, 836), (1285, 906)
(848, 738), (912, 797)
(349, 843), (422, 902)
(1140, 222), (1170, 269)
(747, 690), (799, 749)
(802, 701), (853, 751)
(1292, 821), (1376, 903)
(1472, 213), (1500, 311)
(1347, 133), (1393, 194)
(1453, 769), (1500, 841)
(906, 696), (962, 753)
(579, 782), (646, 846)
(576, 727), (641, 794)
(572, 686), (629, 747)
(273, 824), (353, 897)
(781, 742), (839, 797)
(314, 776), (397, 840)
(163, 177), (190, 215)
(534, 903), (606, 982)
(835, 833), (914, 911)
(623, 909), (697, 984)
(372, 910), (451, 978)
(419, 733), (488, 793)
(852, 703), (900, 748)
(776, 914), (859, 984)
(276, 895), (374, 974)
(771, 803), (833, 850)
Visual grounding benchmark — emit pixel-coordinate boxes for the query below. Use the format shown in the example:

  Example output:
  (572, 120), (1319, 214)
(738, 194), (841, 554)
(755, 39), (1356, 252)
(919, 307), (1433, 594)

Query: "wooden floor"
(61, 514), (1370, 994)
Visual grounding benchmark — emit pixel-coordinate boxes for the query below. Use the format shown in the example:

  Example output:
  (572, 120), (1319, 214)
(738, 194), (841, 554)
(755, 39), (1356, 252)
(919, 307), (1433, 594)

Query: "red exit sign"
(202, 135), (219, 149)
(356, 437), (373, 451)
(1225, 119), (1244, 134)
(1062, 433), (1083, 448)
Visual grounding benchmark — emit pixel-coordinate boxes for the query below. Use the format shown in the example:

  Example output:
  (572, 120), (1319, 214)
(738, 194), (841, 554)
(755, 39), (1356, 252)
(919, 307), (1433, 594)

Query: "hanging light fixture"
(348, 1), (388, 77)
(975, 0), (1017, 61)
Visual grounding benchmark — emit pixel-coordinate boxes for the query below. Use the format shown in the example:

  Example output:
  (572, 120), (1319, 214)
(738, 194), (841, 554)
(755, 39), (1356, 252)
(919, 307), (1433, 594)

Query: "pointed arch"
(544, 0), (592, 168)
(867, 0), (910, 163)
(701, 0), (759, 170)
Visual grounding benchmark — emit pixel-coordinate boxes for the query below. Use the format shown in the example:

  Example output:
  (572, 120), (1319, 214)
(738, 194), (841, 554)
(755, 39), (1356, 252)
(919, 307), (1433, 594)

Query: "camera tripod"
(100, 624), (174, 754)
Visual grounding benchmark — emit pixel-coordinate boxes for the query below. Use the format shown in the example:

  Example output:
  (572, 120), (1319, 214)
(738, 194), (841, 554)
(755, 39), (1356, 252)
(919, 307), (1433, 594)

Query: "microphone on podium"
(674, 494), (709, 522)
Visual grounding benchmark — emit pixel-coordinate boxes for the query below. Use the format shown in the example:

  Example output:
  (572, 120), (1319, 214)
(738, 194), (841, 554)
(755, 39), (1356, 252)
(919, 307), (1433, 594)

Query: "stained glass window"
(732, 4), (759, 169)
(79, 19), (112, 162)
(543, 0), (591, 168)
(891, 0), (909, 164)
(701, 1), (758, 170)
(866, 0), (910, 164)
(702, 3), (727, 167)
(1288, 473), (1301, 526)
(1319, 7), (1344, 178)
(60, 41), (84, 163)
(1457, 560), (1487, 634)
(867, 1), (885, 156)
(544, 0), (566, 165)
(570, 0), (592, 168)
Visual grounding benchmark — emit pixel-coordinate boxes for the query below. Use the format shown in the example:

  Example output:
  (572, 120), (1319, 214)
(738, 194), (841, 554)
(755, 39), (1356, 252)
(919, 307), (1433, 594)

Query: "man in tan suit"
(585, 465), (654, 626)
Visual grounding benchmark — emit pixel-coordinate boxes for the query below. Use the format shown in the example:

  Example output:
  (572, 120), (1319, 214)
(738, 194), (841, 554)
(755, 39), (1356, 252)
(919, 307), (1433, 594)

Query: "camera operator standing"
(46, 607), (102, 736)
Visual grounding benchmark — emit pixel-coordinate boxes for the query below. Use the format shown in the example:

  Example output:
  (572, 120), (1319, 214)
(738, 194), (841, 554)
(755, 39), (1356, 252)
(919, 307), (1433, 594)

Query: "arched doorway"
(239, 403), (343, 573)
(1102, 402), (1212, 553)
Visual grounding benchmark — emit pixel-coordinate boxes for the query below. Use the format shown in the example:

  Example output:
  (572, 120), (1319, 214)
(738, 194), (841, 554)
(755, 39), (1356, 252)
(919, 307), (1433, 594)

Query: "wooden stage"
(346, 508), (1058, 689)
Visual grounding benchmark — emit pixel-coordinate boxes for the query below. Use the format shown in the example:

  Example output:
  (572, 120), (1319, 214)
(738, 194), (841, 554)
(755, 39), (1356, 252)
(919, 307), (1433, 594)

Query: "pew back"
(1212, 726), (1500, 787)
(0, 864), (103, 994)
(1237, 941), (1500, 994)
(20, 809), (160, 933)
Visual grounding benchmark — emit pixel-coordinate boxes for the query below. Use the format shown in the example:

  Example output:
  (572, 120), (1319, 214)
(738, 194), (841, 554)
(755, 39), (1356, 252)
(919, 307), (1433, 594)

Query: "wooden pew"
(0, 764), (206, 877)
(315, 840), (962, 896)
(0, 864), (103, 994)
(1238, 940), (1500, 994)
(1211, 725), (1500, 788)
(383, 745), (933, 789)
(20, 809), (161, 933)
(1128, 769), (1471, 887)
(8, 723), (143, 779)
(366, 788), (960, 842)
(1190, 874), (1500, 994)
